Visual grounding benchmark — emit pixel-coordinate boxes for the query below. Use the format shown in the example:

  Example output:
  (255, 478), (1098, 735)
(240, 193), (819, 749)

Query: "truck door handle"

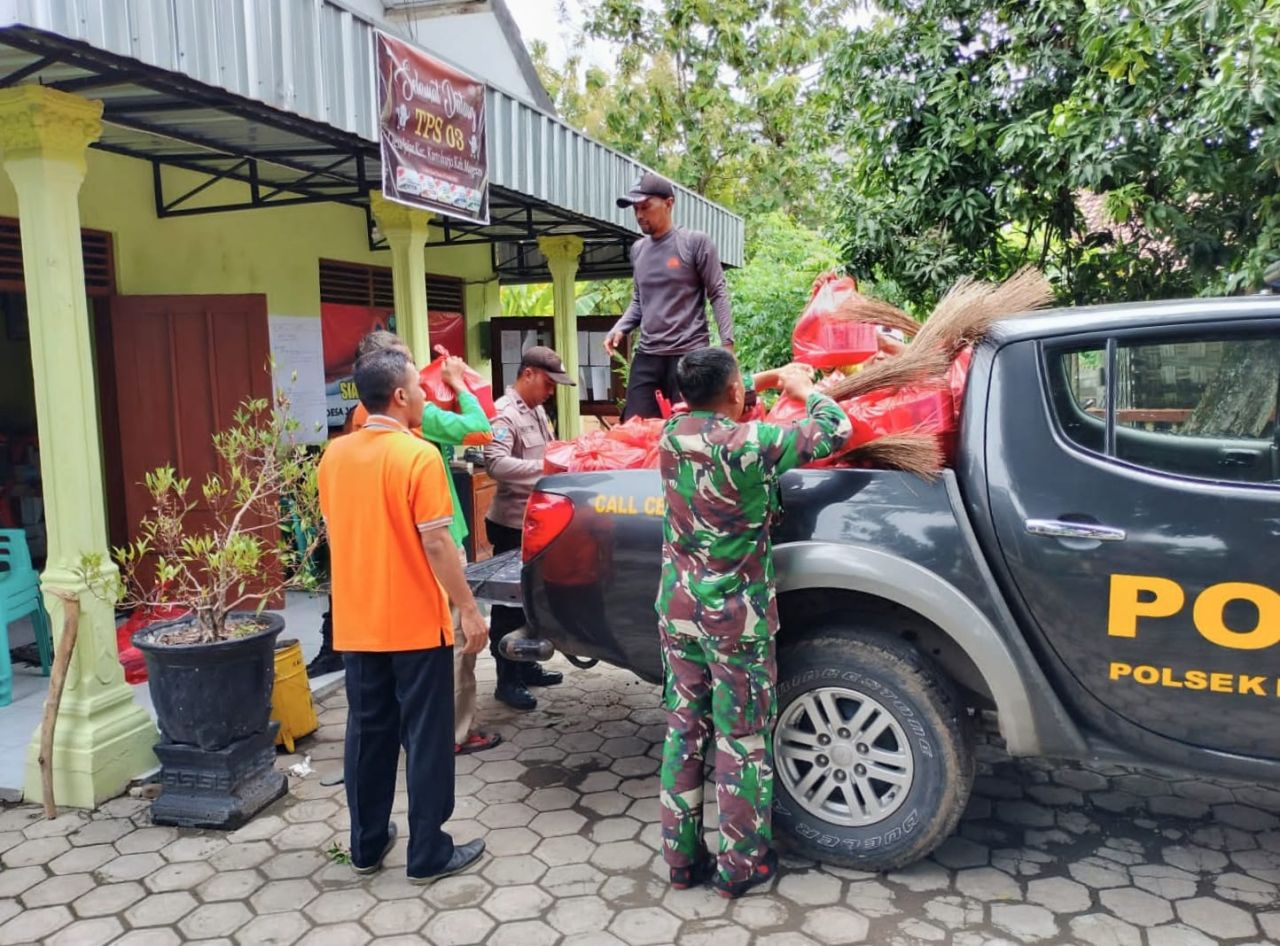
(1025, 519), (1126, 542)
(1218, 449), (1260, 468)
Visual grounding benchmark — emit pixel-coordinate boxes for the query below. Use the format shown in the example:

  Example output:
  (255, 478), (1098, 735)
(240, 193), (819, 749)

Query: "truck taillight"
(522, 491), (574, 563)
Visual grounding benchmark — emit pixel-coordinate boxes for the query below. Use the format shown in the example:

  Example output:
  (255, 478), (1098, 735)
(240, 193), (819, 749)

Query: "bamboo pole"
(38, 591), (81, 819)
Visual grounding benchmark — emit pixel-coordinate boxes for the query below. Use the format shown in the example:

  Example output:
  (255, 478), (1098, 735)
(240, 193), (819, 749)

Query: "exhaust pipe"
(497, 626), (555, 663)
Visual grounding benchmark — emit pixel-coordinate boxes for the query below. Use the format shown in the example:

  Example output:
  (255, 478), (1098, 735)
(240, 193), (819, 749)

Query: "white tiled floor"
(0, 591), (340, 796)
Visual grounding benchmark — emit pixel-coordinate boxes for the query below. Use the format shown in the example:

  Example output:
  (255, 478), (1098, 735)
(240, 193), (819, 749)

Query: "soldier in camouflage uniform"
(656, 348), (852, 898)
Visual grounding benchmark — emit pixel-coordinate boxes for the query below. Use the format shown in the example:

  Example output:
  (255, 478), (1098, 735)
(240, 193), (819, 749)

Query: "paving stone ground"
(3, 655), (1280, 945)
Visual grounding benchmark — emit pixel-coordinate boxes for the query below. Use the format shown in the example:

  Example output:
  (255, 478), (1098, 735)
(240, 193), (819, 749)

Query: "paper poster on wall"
(268, 315), (328, 444)
(321, 302), (395, 429)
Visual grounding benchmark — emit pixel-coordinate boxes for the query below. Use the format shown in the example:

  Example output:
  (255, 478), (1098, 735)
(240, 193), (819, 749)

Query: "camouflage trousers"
(658, 624), (777, 885)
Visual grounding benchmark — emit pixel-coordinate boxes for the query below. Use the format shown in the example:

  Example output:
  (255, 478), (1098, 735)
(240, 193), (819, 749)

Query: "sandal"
(711, 849), (779, 899)
(455, 731), (502, 755)
(669, 848), (716, 890)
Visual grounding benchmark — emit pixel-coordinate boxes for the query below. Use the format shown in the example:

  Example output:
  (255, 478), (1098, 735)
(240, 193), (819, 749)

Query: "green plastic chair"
(0, 529), (54, 705)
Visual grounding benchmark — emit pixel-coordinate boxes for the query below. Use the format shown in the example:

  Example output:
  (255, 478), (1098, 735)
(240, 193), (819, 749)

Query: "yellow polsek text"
(1107, 574), (1280, 650)
(1108, 662), (1277, 697)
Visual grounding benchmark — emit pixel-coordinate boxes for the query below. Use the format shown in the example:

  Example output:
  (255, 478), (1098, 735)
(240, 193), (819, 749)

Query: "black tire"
(772, 630), (974, 871)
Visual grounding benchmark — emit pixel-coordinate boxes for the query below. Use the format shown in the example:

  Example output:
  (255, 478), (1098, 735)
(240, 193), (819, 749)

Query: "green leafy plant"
(822, 0), (1280, 305)
(325, 842), (352, 865)
(96, 389), (325, 644)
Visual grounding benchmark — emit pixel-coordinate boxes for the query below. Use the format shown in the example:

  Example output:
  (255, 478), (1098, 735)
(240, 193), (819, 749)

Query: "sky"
(507, 1), (876, 70)
(507, 0), (608, 68)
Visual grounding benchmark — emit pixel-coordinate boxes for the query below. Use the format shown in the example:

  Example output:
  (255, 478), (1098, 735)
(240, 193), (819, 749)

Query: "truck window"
(1047, 331), (1279, 486)
(1048, 345), (1107, 453)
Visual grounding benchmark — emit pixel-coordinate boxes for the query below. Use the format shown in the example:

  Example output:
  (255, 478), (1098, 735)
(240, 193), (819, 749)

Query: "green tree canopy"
(823, 0), (1280, 306)
(539, 0), (856, 224)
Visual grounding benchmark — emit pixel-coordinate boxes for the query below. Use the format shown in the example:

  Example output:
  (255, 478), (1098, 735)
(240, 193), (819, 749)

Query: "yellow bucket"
(271, 638), (319, 752)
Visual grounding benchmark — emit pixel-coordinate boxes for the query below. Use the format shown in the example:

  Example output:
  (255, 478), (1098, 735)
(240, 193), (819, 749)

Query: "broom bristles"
(846, 433), (944, 480)
(825, 345), (953, 401)
(830, 294), (920, 337)
(912, 267), (1053, 356)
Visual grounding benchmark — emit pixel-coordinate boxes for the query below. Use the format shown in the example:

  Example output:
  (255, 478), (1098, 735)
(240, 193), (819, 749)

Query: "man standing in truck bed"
(657, 349), (851, 898)
(604, 172), (735, 419)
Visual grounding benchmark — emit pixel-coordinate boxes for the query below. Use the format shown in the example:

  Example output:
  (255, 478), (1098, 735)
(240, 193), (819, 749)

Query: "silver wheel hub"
(776, 686), (915, 827)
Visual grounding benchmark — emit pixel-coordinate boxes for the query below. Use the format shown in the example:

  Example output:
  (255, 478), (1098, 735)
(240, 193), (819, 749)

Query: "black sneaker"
(669, 847), (716, 890)
(409, 839), (486, 885)
(495, 682), (537, 711)
(306, 650), (345, 678)
(711, 849), (779, 899)
(521, 663), (563, 687)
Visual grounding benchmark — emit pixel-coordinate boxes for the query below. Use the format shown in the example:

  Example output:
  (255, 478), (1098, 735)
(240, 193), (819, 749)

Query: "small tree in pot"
(90, 390), (325, 828)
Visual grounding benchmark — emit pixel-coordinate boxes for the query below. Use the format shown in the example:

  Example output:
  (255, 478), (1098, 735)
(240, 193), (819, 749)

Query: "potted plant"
(89, 390), (324, 828)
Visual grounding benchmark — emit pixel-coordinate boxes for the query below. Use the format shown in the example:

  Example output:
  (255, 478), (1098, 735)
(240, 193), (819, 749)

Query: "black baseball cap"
(616, 171), (675, 208)
(520, 346), (576, 385)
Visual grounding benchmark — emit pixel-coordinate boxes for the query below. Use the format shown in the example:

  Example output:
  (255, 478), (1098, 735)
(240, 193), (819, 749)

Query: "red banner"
(375, 32), (489, 223)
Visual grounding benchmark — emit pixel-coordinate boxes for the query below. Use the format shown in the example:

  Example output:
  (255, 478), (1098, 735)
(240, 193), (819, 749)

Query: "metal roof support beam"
(257, 153), (355, 202)
(159, 156), (251, 215)
(0, 54), (54, 86)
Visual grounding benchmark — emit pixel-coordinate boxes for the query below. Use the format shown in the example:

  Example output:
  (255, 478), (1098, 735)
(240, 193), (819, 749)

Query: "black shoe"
(711, 849), (779, 899)
(521, 663), (563, 687)
(669, 847), (716, 890)
(351, 823), (397, 875)
(495, 682), (537, 711)
(409, 839), (486, 884)
(306, 650), (344, 678)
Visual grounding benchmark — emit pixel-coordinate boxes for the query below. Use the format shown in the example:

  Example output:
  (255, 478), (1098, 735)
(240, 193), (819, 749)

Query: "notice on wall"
(375, 31), (489, 223)
(321, 303), (395, 430)
(269, 315), (329, 444)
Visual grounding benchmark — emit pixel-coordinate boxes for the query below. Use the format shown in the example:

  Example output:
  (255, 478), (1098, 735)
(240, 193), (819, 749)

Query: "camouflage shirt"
(656, 393), (852, 642)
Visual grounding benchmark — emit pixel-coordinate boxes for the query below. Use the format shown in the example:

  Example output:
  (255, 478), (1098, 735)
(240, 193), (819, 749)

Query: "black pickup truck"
(468, 296), (1280, 871)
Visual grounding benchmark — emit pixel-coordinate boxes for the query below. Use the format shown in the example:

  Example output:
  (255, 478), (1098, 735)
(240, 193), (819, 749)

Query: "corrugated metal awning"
(0, 1), (744, 282)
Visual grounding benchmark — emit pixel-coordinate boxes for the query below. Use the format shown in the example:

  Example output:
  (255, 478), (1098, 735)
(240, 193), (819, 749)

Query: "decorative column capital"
(370, 192), (433, 239)
(538, 235), (584, 278)
(0, 85), (102, 168)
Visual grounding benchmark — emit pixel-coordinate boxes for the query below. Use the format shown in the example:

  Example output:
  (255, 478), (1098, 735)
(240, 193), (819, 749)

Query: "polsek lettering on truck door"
(985, 334), (1280, 760)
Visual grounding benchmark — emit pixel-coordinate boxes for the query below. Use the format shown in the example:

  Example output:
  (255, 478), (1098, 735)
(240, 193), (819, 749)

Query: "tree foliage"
(726, 213), (844, 373)
(539, 0), (856, 223)
(823, 0), (1280, 306)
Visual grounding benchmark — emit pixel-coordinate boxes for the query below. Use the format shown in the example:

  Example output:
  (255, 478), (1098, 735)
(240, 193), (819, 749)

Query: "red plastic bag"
(418, 345), (497, 419)
(567, 431), (649, 471)
(792, 272), (878, 369)
(605, 417), (666, 451)
(654, 390), (673, 419)
(764, 395), (809, 425)
(947, 346), (973, 425)
(844, 386), (955, 446)
(543, 440), (575, 475)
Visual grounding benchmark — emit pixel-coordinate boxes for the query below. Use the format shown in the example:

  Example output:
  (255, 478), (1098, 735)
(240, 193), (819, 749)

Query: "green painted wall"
(0, 147), (501, 364)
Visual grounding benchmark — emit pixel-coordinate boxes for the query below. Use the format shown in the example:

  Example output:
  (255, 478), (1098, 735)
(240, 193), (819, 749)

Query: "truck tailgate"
(465, 550), (523, 606)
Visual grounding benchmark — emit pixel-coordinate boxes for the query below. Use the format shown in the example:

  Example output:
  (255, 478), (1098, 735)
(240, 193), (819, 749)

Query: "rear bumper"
(465, 550), (523, 607)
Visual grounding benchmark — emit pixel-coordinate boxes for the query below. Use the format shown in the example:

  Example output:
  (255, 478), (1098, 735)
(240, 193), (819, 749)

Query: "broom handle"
(38, 593), (81, 819)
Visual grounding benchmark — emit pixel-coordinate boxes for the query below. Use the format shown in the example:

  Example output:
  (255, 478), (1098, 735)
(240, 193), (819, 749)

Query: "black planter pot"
(132, 612), (288, 829)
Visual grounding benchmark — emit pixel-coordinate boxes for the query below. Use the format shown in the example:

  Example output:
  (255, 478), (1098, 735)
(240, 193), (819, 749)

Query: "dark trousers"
(344, 647), (455, 877)
(485, 519), (525, 684)
(623, 350), (683, 420)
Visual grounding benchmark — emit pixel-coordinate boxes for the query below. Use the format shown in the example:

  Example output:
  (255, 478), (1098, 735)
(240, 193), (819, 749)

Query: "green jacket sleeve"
(756, 393), (853, 474)
(419, 392), (493, 447)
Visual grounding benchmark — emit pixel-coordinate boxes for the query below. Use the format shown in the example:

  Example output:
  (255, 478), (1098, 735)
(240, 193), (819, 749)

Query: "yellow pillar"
(0, 85), (158, 807)
(370, 193), (433, 363)
(538, 235), (584, 438)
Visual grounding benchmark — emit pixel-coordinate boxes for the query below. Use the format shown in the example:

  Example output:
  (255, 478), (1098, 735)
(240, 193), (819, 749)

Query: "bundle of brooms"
(815, 267), (1053, 478)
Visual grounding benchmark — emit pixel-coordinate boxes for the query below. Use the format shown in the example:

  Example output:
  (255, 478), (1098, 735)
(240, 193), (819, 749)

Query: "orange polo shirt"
(318, 415), (454, 652)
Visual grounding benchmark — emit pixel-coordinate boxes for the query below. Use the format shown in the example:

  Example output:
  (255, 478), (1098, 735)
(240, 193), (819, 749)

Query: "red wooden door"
(106, 294), (276, 601)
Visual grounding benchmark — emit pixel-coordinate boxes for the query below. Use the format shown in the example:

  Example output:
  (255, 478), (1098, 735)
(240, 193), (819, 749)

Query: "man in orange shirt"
(318, 347), (487, 882)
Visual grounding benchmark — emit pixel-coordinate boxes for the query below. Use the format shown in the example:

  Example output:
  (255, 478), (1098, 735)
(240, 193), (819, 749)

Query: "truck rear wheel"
(773, 631), (974, 871)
